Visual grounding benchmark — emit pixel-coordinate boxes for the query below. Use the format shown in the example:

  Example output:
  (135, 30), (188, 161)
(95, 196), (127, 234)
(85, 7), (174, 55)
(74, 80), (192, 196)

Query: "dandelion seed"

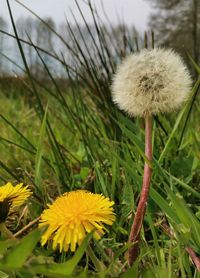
(112, 48), (192, 117)
(39, 190), (115, 252)
(0, 182), (32, 223)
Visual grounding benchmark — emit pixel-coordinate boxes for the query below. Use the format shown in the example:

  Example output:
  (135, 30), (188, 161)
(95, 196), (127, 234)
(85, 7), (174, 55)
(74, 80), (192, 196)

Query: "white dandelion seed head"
(111, 48), (192, 117)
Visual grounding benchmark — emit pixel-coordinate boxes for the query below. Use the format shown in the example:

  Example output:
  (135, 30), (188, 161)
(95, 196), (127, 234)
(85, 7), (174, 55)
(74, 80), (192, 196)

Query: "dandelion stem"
(128, 114), (153, 266)
(185, 247), (200, 272)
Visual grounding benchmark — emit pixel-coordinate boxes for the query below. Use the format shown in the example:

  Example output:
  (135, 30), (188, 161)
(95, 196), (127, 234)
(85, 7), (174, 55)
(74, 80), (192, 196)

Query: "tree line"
(147, 0), (200, 76)
(0, 0), (199, 78)
(0, 15), (138, 77)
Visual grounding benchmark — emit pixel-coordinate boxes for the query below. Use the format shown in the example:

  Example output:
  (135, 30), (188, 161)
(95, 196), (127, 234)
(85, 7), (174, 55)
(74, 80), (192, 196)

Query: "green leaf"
(187, 53), (200, 74)
(158, 79), (200, 163)
(120, 259), (139, 278)
(150, 187), (179, 223)
(0, 238), (18, 254)
(0, 228), (42, 270)
(116, 119), (153, 168)
(80, 167), (90, 180)
(166, 187), (200, 247)
(143, 266), (169, 278)
(35, 104), (48, 190)
(0, 271), (9, 278)
(28, 232), (92, 277)
(154, 159), (200, 198)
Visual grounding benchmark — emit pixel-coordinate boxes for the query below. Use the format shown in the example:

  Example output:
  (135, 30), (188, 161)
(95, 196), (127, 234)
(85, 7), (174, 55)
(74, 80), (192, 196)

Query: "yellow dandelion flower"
(39, 190), (116, 252)
(0, 182), (32, 222)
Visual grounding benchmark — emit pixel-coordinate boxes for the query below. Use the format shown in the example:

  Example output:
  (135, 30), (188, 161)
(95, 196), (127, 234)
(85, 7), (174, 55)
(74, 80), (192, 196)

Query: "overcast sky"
(0, 0), (152, 32)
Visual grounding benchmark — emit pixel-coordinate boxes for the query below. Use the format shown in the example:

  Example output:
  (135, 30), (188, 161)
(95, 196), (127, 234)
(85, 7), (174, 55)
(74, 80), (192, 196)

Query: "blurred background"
(0, 0), (199, 77)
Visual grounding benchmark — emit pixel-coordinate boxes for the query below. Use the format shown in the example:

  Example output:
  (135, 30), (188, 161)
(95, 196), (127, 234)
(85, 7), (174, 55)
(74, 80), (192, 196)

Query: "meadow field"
(0, 1), (200, 277)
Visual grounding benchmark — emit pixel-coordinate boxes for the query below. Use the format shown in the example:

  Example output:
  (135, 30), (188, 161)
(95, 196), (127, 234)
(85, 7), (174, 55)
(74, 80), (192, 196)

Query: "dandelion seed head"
(39, 190), (115, 252)
(112, 48), (192, 117)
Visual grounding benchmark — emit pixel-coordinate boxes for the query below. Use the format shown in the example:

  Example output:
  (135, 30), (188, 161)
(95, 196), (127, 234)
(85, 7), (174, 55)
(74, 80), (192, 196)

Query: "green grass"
(0, 0), (200, 276)
(0, 79), (200, 277)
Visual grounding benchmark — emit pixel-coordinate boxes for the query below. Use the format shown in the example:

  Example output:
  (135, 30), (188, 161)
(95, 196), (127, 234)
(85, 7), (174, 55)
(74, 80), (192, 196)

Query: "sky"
(0, 0), (152, 32)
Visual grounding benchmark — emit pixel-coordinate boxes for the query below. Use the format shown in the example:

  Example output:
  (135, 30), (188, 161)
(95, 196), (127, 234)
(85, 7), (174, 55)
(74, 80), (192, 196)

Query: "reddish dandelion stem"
(128, 114), (153, 266)
(185, 247), (200, 272)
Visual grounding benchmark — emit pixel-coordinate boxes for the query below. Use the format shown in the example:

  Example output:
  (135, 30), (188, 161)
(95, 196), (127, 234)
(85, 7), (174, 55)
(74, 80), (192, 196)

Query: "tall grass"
(0, 0), (199, 277)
